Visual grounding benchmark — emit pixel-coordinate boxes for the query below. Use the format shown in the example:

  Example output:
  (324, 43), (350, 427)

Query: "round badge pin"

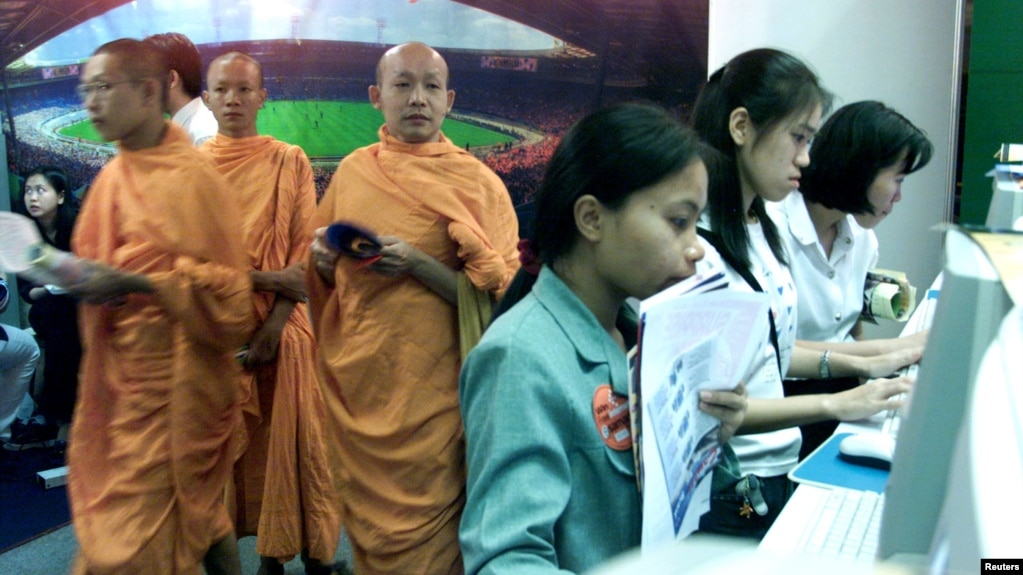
(592, 383), (633, 451)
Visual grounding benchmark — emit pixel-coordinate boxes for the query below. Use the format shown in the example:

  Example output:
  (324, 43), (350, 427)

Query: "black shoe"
(257, 556), (285, 575)
(302, 549), (352, 575)
(0, 442), (15, 479)
(4, 420), (58, 451)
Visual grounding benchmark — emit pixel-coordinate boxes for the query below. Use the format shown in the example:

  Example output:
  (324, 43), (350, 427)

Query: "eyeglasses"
(76, 79), (140, 100)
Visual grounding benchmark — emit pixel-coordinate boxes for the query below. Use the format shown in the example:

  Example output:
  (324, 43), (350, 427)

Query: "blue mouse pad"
(788, 432), (889, 493)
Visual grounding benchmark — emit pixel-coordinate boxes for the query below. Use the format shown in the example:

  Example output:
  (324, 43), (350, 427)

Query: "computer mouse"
(837, 433), (894, 470)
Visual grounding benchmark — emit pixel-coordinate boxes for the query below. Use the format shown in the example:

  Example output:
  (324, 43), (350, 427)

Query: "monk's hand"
(311, 227), (340, 286)
(67, 260), (153, 306)
(244, 317), (284, 368)
(278, 263), (308, 301)
(698, 381), (748, 444)
(370, 236), (419, 277)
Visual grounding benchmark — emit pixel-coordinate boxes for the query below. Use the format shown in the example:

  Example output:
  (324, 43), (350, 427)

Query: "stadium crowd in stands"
(4, 48), (691, 209)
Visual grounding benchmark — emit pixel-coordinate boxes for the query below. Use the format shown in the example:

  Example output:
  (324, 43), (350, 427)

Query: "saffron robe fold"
(307, 127), (520, 574)
(69, 123), (254, 575)
(202, 133), (341, 564)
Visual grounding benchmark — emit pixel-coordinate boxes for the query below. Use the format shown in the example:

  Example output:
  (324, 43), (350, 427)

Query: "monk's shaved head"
(375, 42), (450, 86)
(92, 38), (169, 108)
(209, 51), (265, 88)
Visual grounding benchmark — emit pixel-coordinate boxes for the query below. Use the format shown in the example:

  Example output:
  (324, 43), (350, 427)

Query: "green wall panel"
(962, 0), (1023, 225)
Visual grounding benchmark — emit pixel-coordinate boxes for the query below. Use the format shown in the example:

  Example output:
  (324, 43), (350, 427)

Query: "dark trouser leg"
(203, 533), (242, 575)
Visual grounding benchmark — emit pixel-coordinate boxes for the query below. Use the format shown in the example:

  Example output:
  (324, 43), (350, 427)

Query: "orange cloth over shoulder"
(202, 133), (341, 564)
(306, 127), (519, 574)
(69, 123), (254, 575)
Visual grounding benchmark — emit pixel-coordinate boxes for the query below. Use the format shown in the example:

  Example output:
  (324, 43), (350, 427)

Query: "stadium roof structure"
(0, 0), (120, 69)
(0, 0), (708, 92)
(455, 0), (708, 92)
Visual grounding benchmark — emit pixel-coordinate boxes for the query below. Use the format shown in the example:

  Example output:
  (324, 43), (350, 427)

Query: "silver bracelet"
(819, 349), (832, 379)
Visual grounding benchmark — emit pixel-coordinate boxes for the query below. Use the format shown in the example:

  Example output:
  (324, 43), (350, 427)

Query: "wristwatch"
(819, 349), (832, 379)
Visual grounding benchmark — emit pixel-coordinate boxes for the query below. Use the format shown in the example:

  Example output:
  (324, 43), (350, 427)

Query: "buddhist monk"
(68, 38), (253, 575)
(306, 42), (520, 574)
(201, 51), (343, 575)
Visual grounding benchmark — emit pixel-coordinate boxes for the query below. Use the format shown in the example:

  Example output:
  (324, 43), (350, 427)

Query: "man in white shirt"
(143, 32), (219, 146)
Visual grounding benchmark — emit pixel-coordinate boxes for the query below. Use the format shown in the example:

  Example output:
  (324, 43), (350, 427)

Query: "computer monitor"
(877, 226), (1014, 562)
(986, 164), (1023, 230)
(927, 303), (1023, 574)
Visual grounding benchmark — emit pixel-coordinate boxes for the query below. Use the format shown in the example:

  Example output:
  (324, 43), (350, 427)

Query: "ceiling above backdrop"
(0, 0), (120, 68)
(0, 0), (707, 91)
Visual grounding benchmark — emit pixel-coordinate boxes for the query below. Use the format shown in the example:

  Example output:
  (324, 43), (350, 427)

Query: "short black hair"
(802, 101), (933, 214)
(144, 32), (203, 98)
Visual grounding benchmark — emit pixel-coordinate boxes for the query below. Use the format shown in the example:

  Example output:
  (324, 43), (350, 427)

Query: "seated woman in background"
(767, 101), (934, 457)
(690, 48), (914, 538)
(458, 103), (748, 574)
(14, 165), (83, 444)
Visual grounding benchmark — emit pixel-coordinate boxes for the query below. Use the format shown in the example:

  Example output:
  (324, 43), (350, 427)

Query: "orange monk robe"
(69, 122), (254, 575)
(306, 127), (520, 575)
(201, 133), (341, 564)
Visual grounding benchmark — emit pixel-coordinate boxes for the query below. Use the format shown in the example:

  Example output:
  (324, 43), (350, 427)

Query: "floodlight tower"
(292, 14), (302, 45)
(377, 18), (386, 46)
(211, 0), (222, 46)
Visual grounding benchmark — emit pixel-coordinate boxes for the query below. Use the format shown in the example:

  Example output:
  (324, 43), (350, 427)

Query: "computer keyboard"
(883, 344), (920, 440)
(901, 362), (919, 379)
(880, 407), (901, 440)
(792, 488), (885, 561)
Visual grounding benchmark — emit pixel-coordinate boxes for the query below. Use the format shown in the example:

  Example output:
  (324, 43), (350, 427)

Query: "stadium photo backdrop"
(3, 0), (708, 208)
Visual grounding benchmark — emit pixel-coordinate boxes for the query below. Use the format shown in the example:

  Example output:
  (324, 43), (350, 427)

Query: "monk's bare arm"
(373, 236), (458, 305)
(251, 264), (307, 302)
(406, 248), (458, 305)
(68, 261), (155, 304)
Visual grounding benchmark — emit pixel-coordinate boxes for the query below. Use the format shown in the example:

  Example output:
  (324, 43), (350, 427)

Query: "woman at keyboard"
(767, 101), (933, 456)
(690, 48), (914, 539)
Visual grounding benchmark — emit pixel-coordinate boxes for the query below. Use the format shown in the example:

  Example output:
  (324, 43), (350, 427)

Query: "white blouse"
(697, 225), (801, 478)
(767, 191), (879, 344)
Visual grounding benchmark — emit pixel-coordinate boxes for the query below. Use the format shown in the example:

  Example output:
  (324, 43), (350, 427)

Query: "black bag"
(696, 229), (792, 539)
(698, 464), (794, 540)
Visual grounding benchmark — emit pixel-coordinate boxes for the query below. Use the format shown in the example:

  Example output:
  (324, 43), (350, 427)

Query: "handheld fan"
(325, 221), (383, 261)
(0, 211), (45, 273)
(0, 211), (87, 287)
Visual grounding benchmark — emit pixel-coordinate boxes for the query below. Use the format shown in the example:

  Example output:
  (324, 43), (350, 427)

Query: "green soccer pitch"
(58, 100), (516, 157)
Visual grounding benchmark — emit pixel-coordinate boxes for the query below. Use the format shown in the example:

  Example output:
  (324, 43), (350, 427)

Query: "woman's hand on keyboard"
(825, 376), (914, 421)
(899, 328), (929, 350)
(852, 346), (924, 379)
